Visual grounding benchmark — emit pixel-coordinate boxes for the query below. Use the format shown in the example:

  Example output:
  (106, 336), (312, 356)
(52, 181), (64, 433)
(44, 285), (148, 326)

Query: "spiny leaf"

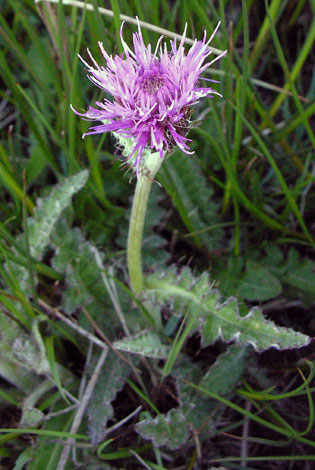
(27, 403), (75, 470)
(280, 248), (315, 295)
(0, 317), (49, 385)
(216, 247), (315, 302)
(285, 259), (315, 294)
(51, 223), (117, 338)
(215, 256), (282, 302)
(200, 344), (249, 396)
(7, 170), (89, 292)
(0, 355), (41, 392)
(112, 331), (170, 359)
(244, 246), (315, 298)
(13, 448), (32, 470)
(158, 150), (222, 250)
(20, 407), (44, 428)
(27, 170), (89, 260)
(172, 357), (218, 438)
(135, 405), (192, 450)
(87, 350), (131, 445)
(144, 266), (310, 351)
(237, 261), (282, 301)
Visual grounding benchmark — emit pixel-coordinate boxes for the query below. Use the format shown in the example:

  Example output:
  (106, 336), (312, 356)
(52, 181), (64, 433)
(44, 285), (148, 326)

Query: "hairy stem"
(127, 152), (163, 293)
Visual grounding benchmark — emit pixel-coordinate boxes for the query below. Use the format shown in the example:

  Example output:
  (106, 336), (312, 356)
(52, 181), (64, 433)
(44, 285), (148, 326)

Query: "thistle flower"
(72, 20), (226, 173)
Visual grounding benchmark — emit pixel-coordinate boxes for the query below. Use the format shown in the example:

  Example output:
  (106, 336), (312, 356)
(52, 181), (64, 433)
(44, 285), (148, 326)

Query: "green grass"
(0, 0), (314, 469)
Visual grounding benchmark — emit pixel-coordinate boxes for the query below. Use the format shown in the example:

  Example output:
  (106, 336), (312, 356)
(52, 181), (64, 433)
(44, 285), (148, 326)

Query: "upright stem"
(127, 151), (163, 293)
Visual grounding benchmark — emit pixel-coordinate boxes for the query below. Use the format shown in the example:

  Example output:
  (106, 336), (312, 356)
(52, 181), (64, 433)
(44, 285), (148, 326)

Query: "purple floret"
(72, 20), (226, 171)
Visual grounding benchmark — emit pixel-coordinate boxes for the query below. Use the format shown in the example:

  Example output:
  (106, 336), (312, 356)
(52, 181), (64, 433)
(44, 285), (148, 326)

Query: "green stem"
(127, 151), (163, 293)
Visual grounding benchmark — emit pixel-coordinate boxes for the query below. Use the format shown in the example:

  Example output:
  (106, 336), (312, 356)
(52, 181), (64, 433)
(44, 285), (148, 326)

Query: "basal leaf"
(284, 249), (315, 294)
(238, 262), (282, 301)
(158, 150), (222, 250)
(113, 331), (170, 359)
(7, 170), (89, 293)
(28, 404), (74, 470)
(200, 344), (249, 395)
(145, 266), (310, 351)
(259, 246), (315, 297)
(135, 405), (192, 450)
(13, 447), (32, 470)
(28, 170), (89, 260)
(51, 223), (117, 338)
(172, 357), (217, 437)
(87, 350), (131, 445)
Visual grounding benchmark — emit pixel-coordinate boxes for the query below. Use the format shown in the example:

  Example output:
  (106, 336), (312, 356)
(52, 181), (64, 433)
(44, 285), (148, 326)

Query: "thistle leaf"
(51, 223), (117, 338)
(27, 402), (75, 470)
(7, 170), (89, 292)
(237, 262), (282, 301)
(172, 357), (217, 437)
(145, 267), (310, 351)
(200, 344), (249, 395)
(87, 350), (131, 445)
(158, 150), (222, 250)
(280, 248), (315, 295)
(27, 170), (89, 260)
(113, 331), (170, 359)
(135, 405), (192, 450)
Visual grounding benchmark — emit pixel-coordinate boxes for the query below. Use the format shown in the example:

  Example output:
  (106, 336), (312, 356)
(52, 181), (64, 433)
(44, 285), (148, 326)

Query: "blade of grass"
(189, 0), (214, 32)
(296, 366), (315, 437)
(232, 196), (240, 256)
(229, 101), (314, 246)
(269, 19), (315, 118)
(109, 0), (123, 55)
(0, 227), (62, 281)
(133, 0), (149, 43)
(45, 335), (70, 404)
(0, 20), (50, 96)
(194, 127), (299, 237)
(126, 379), (161, 416)
(233, 0), (255, 44)
(237, 363), (314, 401)
(231, 0), (249, 166)
(249, 0), (288, 71)
(288, 0), (308, 26)
(0, 428), (89, 440)
(264, 0), (315, 149)
(0, 51), (58, 171)
(86, 0), (111, 47)
(0, 246), (35, 320)
(22, 170), (38, 309)
(185, 380), (315, 447)
(8, 0), (63, 100)
(68, 1), (87, 164)
(0, 155), (34, 213)
(84, 137), (114, 210)
(277, 101), (315, 139)
(0, 389), (19, 407)
(226, 0), (250, 253)
(211, 455), (315, 463)
(0, 291), (31, 329)
(16, 84), (63, 147)
(162, 308), (199, 378)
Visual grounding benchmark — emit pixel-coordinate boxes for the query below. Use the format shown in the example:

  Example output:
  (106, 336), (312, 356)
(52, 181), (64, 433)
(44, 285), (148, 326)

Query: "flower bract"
(72, 20), (226, 173)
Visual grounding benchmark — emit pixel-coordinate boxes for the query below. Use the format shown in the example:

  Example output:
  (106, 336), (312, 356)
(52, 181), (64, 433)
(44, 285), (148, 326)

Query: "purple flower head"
(72, 20), (226, 173)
